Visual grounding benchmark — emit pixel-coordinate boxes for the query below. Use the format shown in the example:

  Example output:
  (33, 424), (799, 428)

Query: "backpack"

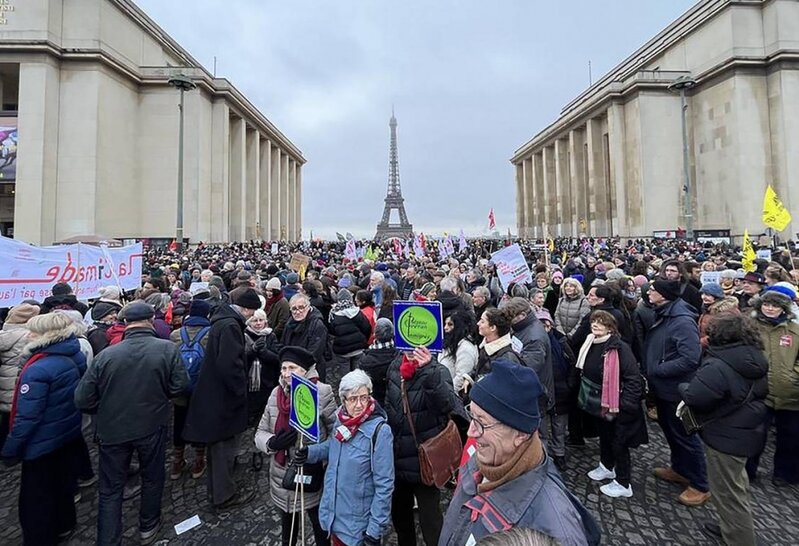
(179, 326), (211, 392)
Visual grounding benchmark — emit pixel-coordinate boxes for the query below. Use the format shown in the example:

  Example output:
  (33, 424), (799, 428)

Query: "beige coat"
(0, 323), (31, 412)
(254, 366), (336, 513)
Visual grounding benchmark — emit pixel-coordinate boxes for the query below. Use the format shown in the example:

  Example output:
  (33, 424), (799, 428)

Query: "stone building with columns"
(512, 0), (799, 240)
(0, 0), (304, 245)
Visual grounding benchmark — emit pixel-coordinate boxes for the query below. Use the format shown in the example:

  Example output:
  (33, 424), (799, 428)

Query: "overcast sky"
(136, 0), (696, 239)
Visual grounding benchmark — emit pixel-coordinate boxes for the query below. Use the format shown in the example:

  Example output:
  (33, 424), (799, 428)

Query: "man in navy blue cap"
(439, 360), (599, 546)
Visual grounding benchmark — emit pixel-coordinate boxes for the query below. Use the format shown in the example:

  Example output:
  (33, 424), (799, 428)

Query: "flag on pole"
(413, 234), (425, 256)
(442, 235), (454, 258)
(346, 232), (355, 241)
(336, 232), (346, 242)
(419, 232), (427, 251)
(742, 229), (756, 272)
(344, 238), (357, 261)
(459, 229), (467, 252)
(403, 240), (410, 259)
(762, 185), (792, 232)
(488, 208), (496, 230)
(393, 238), (402, 256)
(548, 239), (555, 253)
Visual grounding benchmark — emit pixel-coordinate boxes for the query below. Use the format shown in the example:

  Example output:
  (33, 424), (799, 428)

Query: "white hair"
(439, 276), (457, 292)
(289, 293), (309, 306)
(339, 369), (373, 400)
(370, 271), (385, 282)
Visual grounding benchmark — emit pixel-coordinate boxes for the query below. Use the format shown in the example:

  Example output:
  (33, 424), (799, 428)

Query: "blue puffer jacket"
(1, 336), (86, 460)
(307, 406), (394, 545)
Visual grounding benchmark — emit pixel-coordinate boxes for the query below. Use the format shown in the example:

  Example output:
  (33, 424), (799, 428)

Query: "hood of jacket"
(332, 306), (360, 319)
(23, 323), (83, 355)
(707, 296), (740, 315)
(705, 342), (768, 381)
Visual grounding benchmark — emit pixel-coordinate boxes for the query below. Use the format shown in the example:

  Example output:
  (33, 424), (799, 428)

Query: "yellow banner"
(762, 185), (792, 231)
(742, 229), (756, 273)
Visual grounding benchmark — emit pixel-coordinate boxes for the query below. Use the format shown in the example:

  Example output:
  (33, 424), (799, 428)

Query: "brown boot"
(678, 486), (711, 506)
(653, 467), (690, 486)
(170, 447), (187, 480)
(191, 447), (207, 479)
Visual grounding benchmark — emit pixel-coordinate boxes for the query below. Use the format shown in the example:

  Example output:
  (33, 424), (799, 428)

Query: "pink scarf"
(601, 348), (620, 417)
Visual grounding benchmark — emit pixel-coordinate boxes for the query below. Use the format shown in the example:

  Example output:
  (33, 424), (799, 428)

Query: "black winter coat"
(581, 336), (648, 448)
(359, 345), (399, 408)
(437, 291), (468, 319)
(549, 329), (577, 415)
(644, 299), (701, 402)
(183, 304), (249, 444)
(679, 343), (769, 457)
(385, 355), (454, 483)
(571, 303), (633, 353)
(632, 300), (656, 366)
(327, 307), (371, 356)
(281, 307), (329, 365)
(511, 314), (555, 412)
(680, 280), (702, 314)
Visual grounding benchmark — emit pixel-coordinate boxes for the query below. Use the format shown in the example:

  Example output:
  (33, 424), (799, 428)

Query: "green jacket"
(757, 320), (799, 410)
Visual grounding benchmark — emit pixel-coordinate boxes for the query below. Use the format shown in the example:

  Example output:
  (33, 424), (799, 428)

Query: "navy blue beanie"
(469, 359), (542, 434)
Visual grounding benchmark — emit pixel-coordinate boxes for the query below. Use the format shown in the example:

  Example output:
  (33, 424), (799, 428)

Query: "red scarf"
(334, 398), (375, 442)
(265, 291), (283, 313)
(9, 353), (48, 431)
(400, 354), (419, 380)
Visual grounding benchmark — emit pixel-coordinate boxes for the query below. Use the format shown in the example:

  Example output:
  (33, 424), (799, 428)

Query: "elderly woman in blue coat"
(1, 312), (87, 545)
(294, 369), (394, 546)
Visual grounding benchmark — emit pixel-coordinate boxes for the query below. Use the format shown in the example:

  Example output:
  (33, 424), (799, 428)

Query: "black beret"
(278, 346), (315, 370)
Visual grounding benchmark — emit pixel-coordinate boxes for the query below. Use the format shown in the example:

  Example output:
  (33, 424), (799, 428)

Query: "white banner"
(491, 243), (532, 289)
(0, 236), (143, 307)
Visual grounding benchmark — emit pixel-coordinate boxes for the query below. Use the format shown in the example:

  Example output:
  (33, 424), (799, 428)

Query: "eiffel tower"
(375, 110), (413, 239)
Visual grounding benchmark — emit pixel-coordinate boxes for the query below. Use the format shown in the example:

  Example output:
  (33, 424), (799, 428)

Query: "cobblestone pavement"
(1, 416), (797, 545)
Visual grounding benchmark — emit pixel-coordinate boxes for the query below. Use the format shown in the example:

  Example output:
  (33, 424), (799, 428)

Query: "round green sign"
(398, 306), (439, 346)
(293, 383), (316, 429)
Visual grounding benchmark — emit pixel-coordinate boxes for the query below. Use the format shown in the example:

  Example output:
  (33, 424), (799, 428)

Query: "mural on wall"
(0, 117), (16, 181)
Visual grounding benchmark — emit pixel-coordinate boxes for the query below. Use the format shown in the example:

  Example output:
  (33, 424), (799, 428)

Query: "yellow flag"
(548, 239), (555, 253)
(742, 229), (756, 273)
(762, 185), (792, 231)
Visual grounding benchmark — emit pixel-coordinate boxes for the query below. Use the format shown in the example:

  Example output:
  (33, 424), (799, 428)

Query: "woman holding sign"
(255, 346), (336, 546)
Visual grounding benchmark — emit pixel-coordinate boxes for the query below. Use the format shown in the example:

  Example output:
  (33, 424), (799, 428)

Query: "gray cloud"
(137, 0), (696, 239)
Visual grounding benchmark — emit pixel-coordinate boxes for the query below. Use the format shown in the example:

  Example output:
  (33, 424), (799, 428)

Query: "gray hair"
(338, 369), (373, 400)
(289, 293), (309, 306)
(474, 286), (491, 300)
(145, 293), (169, 313)
(478, 526), (560, 546)
(439, 276), (457, 293)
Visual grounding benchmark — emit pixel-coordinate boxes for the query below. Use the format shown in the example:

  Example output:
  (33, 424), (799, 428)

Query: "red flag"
(420, 232), (427, 250)
(169, 239), (178, 251)
(488, 208), (496, 230)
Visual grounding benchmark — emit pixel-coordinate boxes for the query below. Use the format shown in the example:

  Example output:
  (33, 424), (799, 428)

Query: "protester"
(358, 318), (398, 408)
(1, 313), (86, 545)
(40, 282), (90, 316)
(439, 311), (479, 393)
(469, 307), (522, 389)
(74, 301), (188, 545)
(697, 283), (739, 348)
(737, 272), (766, 312)
(327, 288), (372, 395)
(264, 277), (291, 339)
(554, 277), (590, 340)
(440, 360), (599, 545)
(282, 293), (330, 376)
(0, 303), (38, 449)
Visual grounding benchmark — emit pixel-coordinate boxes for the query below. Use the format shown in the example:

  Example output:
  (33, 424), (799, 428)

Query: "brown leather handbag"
(400, 380), (463, 488)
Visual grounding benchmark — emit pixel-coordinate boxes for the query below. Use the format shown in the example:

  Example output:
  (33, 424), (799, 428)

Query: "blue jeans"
(97, 426), (167, 545)
(656, 398), (709, 492)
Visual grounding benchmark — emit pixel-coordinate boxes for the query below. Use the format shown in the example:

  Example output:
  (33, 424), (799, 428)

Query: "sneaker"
(214, 488), (256, 511)
(123, 483), (142, 501)
(678, 486), (711, 507)
(600, 480), (633, 498)
(140, 519), (162, 545)
(653, 467), (690, 486)
(78, 475), (98, 488)
(702, 521), (722, 538)
(587, 463), (616, 481)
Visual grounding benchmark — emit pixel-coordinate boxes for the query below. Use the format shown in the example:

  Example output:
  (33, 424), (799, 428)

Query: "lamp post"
(668, 75), (697, 241)
(168, 74), (197, 251)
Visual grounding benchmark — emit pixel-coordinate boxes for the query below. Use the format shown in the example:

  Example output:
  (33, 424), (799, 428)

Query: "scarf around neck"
(334, 399), (375, 442)
(575, 333), (610, 370)
(477, 434), (543, 493)
(400, 354), (419, 380)
(274, 385), (292, 466)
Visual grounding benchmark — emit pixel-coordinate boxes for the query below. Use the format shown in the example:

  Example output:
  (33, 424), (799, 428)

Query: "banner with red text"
(491, 243), (532, 289)
(0, 236), (143, 307)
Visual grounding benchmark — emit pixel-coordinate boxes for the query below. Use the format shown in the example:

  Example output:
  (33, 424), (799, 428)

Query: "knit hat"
(419, 282), (436, 297)
(652, 279), (682, 301)
(97, 286), (121, 304)
(91, 301), (119, 321)
(6, 303), (40, 325)
(375, 318), (394, 342)
(699, 283), (724, 300)
(759, 291), (793, 315)
(338, 276), (352, 289)
(633, 275), (648, 287)
(279, 346), (315, 370)
(231, 287), (262, 310)
(286, 272), (300, 285)
(189, 299), (211, 318)
(265, 277), (282, 291)
(189, 282), (211, 298)
(605, 269), (626, 281)
(123, 302), (154, 322)
(535, 308), (553, 324)
(337, 288), (353, 303)
(469, 360), (543, 434)
(765, 283), (797, 301)
(551, 271), (563, 282)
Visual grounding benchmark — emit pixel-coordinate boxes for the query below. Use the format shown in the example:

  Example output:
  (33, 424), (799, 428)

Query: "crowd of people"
(0, 235), (797, 546)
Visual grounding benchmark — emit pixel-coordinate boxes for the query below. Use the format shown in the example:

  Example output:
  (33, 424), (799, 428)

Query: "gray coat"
(554, 294), (590, 339)
(439, 455), (598, 546)
(511, 315), (555, 412)
(0, 323), (30, 412)
(254, 367), (336, 513)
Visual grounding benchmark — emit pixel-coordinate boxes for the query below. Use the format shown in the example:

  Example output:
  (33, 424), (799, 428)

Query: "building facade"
(512, 0), (799, 240)
(0, 0), (304, 245)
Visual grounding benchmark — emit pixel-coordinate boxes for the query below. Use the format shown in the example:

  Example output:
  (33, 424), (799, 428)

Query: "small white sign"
(756, 249), (772, 262)
(700, 271), (721, 286)
(271, 242), (279, 255)
(174, 515), (202, 535)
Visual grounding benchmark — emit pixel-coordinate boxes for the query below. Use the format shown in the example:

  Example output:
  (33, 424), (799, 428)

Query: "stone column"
(542, 146), (556, 237)
(569, 128), (588, 236)
(515, 163), (525, 238)
(280, 152), (289, 241)
(288, 158), (297, 241)
(270, 145), (281, 241)
(523, 157), (533, 238)
(229, 117), (246, 241)
(15, 60), (61, 245)
(607, 102), (628, 237)
(295, 164), (302, 241)
(245, 128), (259, 240)
(259, 138), (271, 240)
(586, 117), (608, 235)
(555, 138), (572, 237)
(532, 152), (544, 239)
(210, 102), (230, 243)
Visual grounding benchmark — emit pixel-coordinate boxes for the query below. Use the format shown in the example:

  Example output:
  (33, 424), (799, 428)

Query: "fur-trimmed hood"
(707, 296), (740, 315)
(23, 323), (83, 356)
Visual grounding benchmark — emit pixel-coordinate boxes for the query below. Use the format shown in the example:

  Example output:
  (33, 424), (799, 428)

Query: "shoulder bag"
(678, 385), (755, 435)
(400, 379), (463, 488)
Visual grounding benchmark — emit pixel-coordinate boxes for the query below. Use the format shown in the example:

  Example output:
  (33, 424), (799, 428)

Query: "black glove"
(362, 534), (380, 546)
(268, 428), (298, 452)
(292, 446), (308, 465)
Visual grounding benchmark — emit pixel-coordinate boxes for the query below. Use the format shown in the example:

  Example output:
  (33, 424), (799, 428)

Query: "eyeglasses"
(465, 404), (501, 437)
(290, 305), (308, 312)
(344, 394), (371, 405)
